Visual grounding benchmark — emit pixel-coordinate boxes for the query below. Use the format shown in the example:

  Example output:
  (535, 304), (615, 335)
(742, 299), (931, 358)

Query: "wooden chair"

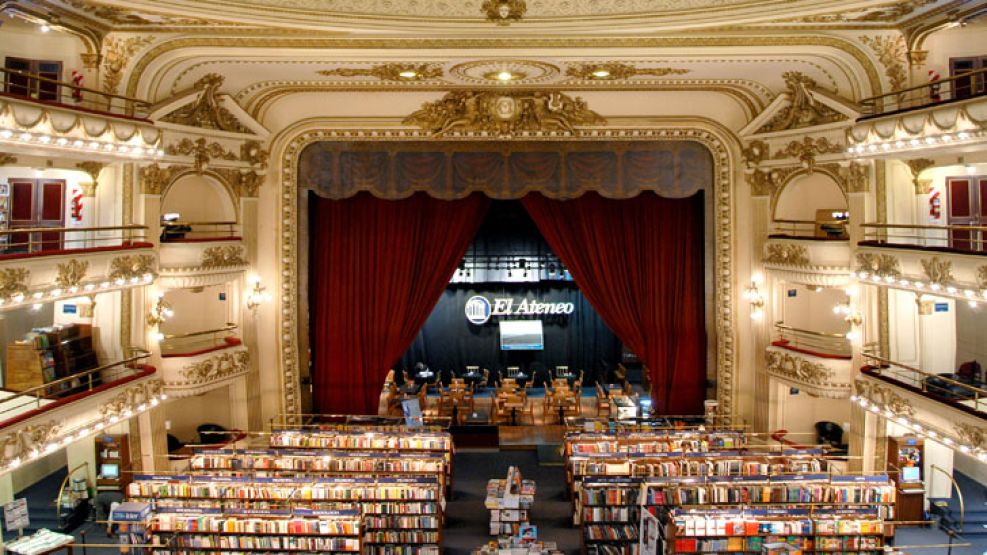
(402, 369), (412, 384)
(561, 392), (581, 418)
(480, 368), (490, 388)
(501, 378), (518, 391)
(437, 386), (453, 413)
(417, 383), (429, 412)
(384, 369), (395, 384)
(595, 384), (612, 417)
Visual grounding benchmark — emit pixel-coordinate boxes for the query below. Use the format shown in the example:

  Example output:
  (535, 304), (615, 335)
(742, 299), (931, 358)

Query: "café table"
(462, 371), (483, 387)
(414, 370), (435, 385)
(513, 372), (530, 387)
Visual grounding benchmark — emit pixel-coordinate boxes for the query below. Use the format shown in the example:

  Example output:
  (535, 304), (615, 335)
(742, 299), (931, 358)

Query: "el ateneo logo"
(464, 295), (574, 325)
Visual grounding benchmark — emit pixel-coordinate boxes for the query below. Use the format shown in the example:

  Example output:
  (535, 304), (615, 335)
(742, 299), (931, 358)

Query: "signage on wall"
(464, 294), (575, 325)
(934, 302), (949, 313)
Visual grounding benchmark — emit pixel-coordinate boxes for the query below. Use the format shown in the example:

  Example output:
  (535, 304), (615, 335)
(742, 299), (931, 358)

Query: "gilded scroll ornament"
(840, 161), (870, 193)
(179, 350), (250, 385)
(201, 245), (247, 268)
(0, 152), (17, 166)
(565, 62), (690, 80)
(759, 71), (847, 133)
(859, 34), (908, 91)
(855, 252), (901, 279)
(75, 161), (105, 192)
(163, 74), (250, 133)
(741, 140), (770, 169)
(99, 380), (164, 419)
(140, 163), (181, 195)
(747, 169), (777, 197)
(56, 260), (89, 289)
(905, 159), (935, 194)
(955, 422), (987, 450)
(109, 255), (155, 281)
(165, 138), (239, 172)
(0, 268), (30, 299)
(101, 36), (154, 96)
(404, 90), (605, 137)
(317, 63), (443, 81)
(977, 266), (987, 290)
(776, 137), (844, 170)
(853, 380), (915, 417)
(766, 350), (834, 385)
(0, 421), (61, 466)
(921, 256), (953, 286)
(764, 243), (810, 266)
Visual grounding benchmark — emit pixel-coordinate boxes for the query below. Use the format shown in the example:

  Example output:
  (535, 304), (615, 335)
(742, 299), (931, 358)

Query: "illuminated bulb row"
(850, 271), (982, 308)
(847, 131), (977, 156)
(1, 392), (169, 475)
(850, 395), (987, 462)
(0, 128), (164, 158)
(0, 274), (155, 310)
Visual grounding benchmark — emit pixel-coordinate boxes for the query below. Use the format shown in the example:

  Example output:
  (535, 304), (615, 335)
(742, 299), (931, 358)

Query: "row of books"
(270, 432), (452, 451)
(129, 482), (439, 501)
(672, 536), (882, 553)
(365, 546), (440, 555)
(165, 535), (361, 550)
(584, 524), (639, 541)
(571, 458), (823, 478)
(640, 482), (896, 506)
(570, 439), (743, 455)
(581, 506), (637, 523)
(362, 530), (441, 544)
(152, 514), (359, 535)
(363, 516), (440, 529)
(672, 515), (885, 537)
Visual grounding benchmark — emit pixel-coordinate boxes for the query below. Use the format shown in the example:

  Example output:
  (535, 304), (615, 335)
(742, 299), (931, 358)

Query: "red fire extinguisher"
(929, 190), (941, 220)
(71, 190), (83, 221)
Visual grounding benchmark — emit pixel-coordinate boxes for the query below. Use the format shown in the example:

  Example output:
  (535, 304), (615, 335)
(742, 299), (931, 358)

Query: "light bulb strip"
(0, 127), (163, 159)
(850, 393), (987, 462)
(0, 273), (155, 312)
(847, 130), (983, 158)
(0, 391), (169, 476)
(850, 270), (982, 306)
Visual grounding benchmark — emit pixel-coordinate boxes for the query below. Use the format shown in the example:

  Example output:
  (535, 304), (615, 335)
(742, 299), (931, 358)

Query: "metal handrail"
(162, 221), (238, 227)
(863, 222), (987, 232)
(0, 225), (149, 255)
(860, 67), (987, 116)
(163, 324), (237, 341)
(863, 351), (987, 395)
(930, 463), (964, 531)
(771, 218), (849, 239)
(0, 350), (152, 417)
(775, 322), (847, 339)
(55, 462), (90, 528)
(1, 66), (151, 119)
(775, 322), (851, 357)
(0, 225), (147, 235)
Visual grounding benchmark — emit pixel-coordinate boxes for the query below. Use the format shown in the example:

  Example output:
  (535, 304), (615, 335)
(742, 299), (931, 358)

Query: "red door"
(7, 179), (65, 253)
(947, 177), (976, 251)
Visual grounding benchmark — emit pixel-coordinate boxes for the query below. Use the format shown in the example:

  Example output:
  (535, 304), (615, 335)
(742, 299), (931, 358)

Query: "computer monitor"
(901, 466), (921, 482)
(100, 463), (120, 480)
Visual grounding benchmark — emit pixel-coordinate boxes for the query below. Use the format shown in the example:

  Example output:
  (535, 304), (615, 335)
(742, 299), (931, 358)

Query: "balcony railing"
(160, 324), (240, 357)
(770, 219), (848, 240)
(0, 349), (152, 427)
(860, 222), (987, 254)
(862, 351), (987, 417)
(859, 67), (987, 118)
(0, 225), (150, 260)
(773, 322), (851, 358)
(0, 66), (151, 120)
(160, 221), (240, 243)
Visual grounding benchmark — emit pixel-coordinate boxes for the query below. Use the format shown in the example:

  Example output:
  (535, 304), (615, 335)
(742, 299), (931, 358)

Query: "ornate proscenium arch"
(276, 127), (738, 423)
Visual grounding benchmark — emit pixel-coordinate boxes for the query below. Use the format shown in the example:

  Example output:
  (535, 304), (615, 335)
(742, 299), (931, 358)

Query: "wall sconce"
(246, 275), (271, 311)
(743, 275), (766, 320)
(147, 293), (173, 328)
(834, 289), (863, 341)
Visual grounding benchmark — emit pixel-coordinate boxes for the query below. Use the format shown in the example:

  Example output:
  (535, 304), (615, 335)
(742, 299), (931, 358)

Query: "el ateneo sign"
(464, 295), (574, 325)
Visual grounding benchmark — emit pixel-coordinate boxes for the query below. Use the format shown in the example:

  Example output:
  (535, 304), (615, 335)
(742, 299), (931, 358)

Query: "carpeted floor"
(443, 449), (581, 554)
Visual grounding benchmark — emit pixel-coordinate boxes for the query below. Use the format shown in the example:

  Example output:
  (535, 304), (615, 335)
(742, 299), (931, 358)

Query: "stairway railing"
(930, 463), (965, 531)
(55, 462), (90, 530)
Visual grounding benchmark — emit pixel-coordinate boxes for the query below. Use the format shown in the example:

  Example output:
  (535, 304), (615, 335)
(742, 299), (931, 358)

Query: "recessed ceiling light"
(497, 71), (514, 82)
(592, 69), (611, 78)
(398, 70), (418, 79)
(38, 22), (50, 33)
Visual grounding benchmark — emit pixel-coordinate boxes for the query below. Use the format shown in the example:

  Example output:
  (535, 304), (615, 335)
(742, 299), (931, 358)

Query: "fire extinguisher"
(70, 70), (84, 103)
(929, 190), (941, 220)
(71, 190), (83, 221)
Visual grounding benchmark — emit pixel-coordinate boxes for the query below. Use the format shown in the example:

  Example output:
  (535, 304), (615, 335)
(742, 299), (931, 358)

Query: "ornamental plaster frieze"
(765, 347), (852, 399)
(274, 123), (738, 423)
(854, 245), (987, 302)
(159, 241), (248, 283)
(763, 267), (852, 288)
(162, 347), (250, 398)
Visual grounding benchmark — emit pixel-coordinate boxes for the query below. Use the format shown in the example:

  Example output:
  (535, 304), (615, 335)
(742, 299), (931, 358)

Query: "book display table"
(485, 466), (536, 536)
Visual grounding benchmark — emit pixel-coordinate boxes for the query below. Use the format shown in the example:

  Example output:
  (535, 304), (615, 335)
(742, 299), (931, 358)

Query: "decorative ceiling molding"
(55, 259), (89, 289)
(859, 33), (908, 92)
(0, 152), (17, 166)
(482, 0), (526, 25)
(565, 62), (691, 81)
(57, 0), (217, 26)
(316, 63), (444, 82)
(856, 252), (902, 278)
(403, 90), (605, 137)
(101, 35), (155, 96)
(788, 0), (938, 24)
(758, 72), (849, 133)
(764, 243), (810, 266)
(161, 74), (251, 133)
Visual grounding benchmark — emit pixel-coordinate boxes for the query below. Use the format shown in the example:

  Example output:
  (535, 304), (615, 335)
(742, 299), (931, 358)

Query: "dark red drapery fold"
(521, 192), (707, 414)
(309, 192), (491, 414)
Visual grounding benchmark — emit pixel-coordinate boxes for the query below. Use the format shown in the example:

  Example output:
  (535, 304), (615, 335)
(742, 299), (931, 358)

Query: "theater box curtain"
(308, 192), (490, 414)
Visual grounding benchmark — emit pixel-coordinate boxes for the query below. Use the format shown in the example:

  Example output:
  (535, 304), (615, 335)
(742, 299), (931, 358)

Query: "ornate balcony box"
(160, 344), (249, 398)
(158, 239), (247, 289)
(854, 243), (987, 297)
(762, 237), (851, 287)
(0, 244), (156, 311)
(765, 345), (853, 398)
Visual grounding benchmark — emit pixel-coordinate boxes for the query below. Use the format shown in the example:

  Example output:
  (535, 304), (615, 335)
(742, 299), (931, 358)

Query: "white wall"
(922, 20), (987, 88)
(164, 386), (234, 444)
(0, 18), (88, 76)
(159, 285), (231, 336)
(780, 284), (848, 334)
(888, 289), (920, 367)
(773, 173), (846, 221)
(775, 381), (851, 444)
(918, 294), (957, 374)
(161, 175), (237, 224)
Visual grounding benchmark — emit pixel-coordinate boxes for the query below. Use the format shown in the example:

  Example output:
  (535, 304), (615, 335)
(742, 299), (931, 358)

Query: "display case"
(886, 435), (925, 522)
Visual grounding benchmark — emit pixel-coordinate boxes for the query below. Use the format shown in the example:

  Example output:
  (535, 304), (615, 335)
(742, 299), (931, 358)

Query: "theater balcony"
(854, 352), (987, 455)
(853, 224), (987, 304)
(0, 226), (156, 309)
(0, 67), (163, 163)
(0, 350), (165, 473)
(158, 222), (247, 289)
(763, 219), (851, 287)
(159, 325), (249, 398)
(847, 68), (987, 159)
(766, 323), (853, 398)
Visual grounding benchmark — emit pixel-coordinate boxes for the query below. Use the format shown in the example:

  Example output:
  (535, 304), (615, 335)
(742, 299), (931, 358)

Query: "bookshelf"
(484, 466), (535, 536)
(886, 435), (925, 522)
(664, 507), (887, 554)
(4, 323), (98, 394)
(564, 430), (748, 457)
(128, 474), (443, 554)
(150, 508), (362, 553)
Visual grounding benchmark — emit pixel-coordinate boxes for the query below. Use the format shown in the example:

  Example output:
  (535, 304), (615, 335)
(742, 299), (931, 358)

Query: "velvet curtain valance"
(298, 141), (713, 200)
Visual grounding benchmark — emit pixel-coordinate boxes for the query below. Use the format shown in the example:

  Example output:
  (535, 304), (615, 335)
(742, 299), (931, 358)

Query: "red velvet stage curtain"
(522, 192), (706, 414)
(309, 192), (490, 414)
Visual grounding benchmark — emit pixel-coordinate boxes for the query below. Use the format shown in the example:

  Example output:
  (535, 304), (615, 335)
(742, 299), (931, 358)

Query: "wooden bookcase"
(4, 324), (98, 394)
(96, 433), (132, 492)
(886, 435), (925, 523)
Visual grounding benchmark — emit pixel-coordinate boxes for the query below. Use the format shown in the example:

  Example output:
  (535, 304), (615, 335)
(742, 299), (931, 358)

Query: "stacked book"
(485, 466), (536, 536)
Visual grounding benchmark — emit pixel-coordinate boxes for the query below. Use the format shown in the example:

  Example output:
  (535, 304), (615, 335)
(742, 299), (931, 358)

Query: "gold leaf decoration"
(162, 74), (250, 133)
(0, 268), (30, 299)
(404, 90), (605, 137)
(855, 252), (901, 278)
(764, 243), (810, 266)
(56, 260), (89, 289)
(921, 256), (953, 286)
(109, 255), (156, 281)
(178, 351), (250, 385)
(566, 62), (690, 80)
(101, 36), (155, 96)
(201, 245), (247, 268)
(482, 0), (526, 25)
(317, 63), (443, 81)
(859, 34), (908, 91)
(759, 71), (847, 132)
(766, 350), (833, 384)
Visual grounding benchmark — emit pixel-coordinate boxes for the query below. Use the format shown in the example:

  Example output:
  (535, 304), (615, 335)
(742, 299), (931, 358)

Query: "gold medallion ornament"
(566, 62), (690, 81)
(483, 0), (526, 25)
(317, 63), (443, 81)
(403, 90), (605, 137)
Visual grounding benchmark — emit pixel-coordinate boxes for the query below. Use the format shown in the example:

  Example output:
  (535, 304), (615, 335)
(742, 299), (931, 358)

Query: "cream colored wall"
(918, 294), (957, 374)
(775, 380), (851, 443)
(888, 289), (921, 367)
(159, 285), (231, 336)
(955, 300), (987, 369)
(0, 167), (95, 227)
(161, 175), (238, 224)
(164, 386), (234, 444)
(780, 284), (848, 335)
(922, 22), (987, 85)
(0, 19), (88, 74)
(773, 173), (846, 221)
